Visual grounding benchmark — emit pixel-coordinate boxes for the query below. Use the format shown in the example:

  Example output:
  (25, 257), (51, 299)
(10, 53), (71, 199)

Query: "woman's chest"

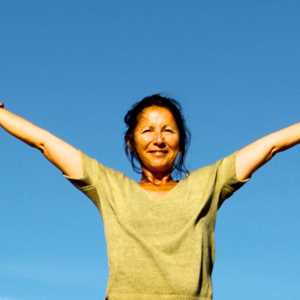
(107, 188), (214, 237)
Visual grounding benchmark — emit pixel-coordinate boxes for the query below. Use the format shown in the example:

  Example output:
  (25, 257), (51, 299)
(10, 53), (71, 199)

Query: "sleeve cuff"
(232, 151), (251, 184)
(62, 151), (93, 190)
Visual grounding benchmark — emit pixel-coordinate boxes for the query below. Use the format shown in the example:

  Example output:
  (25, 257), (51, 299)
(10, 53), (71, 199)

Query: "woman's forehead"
(137, 106), (176, 125)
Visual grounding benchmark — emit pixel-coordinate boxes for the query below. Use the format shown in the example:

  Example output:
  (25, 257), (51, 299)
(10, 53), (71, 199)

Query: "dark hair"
(124, 94), (191, 178)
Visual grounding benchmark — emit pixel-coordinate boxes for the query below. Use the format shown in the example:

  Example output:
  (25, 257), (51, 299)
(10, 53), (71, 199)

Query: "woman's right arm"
(0, 103), (83, 179)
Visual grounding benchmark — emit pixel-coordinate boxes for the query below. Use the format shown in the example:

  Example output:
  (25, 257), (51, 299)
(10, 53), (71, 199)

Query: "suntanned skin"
(131, 106), (181, 196)
(130, 105), (300, 197)
(1, 101), (300, 199)
(0, 103), (83, 179)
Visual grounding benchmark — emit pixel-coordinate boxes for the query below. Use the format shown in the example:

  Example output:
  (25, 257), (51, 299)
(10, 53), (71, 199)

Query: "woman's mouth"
(148, 150), (168, 156)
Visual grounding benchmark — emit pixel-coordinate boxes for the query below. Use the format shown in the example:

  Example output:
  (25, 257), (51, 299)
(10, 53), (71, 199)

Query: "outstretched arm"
(235, 122), (300, 181)
(0, 102), (83, 179)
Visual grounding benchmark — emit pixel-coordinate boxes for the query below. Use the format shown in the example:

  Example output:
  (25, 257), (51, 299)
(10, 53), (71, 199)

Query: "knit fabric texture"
(63, 150), (250, 300)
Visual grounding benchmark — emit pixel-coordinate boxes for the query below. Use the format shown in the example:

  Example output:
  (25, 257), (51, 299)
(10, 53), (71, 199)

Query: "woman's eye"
(142, 129), (151, 133)
(165, 129), (173, 133)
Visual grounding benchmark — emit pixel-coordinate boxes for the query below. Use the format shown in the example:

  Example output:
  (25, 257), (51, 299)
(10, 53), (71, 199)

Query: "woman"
(0, 95), (299, 300)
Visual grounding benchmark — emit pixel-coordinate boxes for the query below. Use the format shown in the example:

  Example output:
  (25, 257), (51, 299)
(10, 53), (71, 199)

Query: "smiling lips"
(148, 150), (168, 156)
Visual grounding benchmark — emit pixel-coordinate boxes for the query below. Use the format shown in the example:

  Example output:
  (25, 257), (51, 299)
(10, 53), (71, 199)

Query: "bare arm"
(0, 103), (83, 179)
(235, 122), (300, 181)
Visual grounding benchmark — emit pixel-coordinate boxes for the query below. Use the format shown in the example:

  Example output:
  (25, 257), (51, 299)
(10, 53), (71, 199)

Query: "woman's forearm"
(0, 106), (49, 150)
(0, 104), (83, 178)
(271, 121), (300, 153)
(236, 121), (300, 181)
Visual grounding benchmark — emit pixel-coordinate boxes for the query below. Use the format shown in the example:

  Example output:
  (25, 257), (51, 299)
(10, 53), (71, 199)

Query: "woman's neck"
(140, 169), (175, 186)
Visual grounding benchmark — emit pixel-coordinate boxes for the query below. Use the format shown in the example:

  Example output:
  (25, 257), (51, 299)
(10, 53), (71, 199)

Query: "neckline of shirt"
(129, 174), (190, 203)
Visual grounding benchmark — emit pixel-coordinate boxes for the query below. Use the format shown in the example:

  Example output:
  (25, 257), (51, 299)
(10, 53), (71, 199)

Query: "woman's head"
(124, 94), (191, 177)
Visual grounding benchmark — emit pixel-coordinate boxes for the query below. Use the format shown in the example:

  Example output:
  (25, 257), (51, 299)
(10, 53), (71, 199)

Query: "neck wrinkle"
(140, 170), (174, 186)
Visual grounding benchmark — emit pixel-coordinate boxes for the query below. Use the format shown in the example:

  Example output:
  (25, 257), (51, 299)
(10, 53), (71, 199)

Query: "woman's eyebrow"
(162, 124), (177, 130)
(140, 125), (154, 130)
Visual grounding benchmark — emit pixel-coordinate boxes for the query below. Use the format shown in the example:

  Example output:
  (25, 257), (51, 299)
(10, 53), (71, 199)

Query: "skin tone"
(2, 100), (300, 199)
(131, 106), (181, 195)
(130, 105), (300, 198)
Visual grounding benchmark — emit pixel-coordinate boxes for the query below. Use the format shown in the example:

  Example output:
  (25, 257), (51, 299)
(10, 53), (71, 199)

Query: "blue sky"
(1, 0), (300, 299)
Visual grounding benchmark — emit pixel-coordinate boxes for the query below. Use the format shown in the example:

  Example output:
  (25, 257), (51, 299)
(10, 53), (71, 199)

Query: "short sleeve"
(62, 150), (107, 209)
(215, 152), (251, 208)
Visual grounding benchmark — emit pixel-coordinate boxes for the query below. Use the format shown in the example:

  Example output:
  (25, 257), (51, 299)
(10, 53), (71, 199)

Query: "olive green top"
(64, 150), (250, 300)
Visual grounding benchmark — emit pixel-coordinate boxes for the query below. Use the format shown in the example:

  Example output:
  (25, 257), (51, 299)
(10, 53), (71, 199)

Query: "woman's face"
(132, 106), (180, 175)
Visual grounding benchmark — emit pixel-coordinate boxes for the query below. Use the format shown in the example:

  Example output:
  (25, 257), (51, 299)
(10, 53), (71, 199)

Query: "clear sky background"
(1, 0), (300, 299)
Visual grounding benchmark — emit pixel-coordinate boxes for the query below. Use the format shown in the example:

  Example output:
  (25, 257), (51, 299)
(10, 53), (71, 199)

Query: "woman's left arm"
(235, 122), (300, 181)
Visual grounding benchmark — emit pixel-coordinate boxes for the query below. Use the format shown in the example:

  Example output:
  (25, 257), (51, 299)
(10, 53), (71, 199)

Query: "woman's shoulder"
(188, 159), (219, 177)
(79, 150), (131, 184)
(186, 154), (234, 185)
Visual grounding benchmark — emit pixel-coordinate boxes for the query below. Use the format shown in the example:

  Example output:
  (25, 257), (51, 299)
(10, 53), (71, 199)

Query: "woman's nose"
(153, 133), (166, 145)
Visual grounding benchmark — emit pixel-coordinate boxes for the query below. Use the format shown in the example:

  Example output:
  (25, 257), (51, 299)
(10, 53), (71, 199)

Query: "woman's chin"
(145, 163), (173, 174)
